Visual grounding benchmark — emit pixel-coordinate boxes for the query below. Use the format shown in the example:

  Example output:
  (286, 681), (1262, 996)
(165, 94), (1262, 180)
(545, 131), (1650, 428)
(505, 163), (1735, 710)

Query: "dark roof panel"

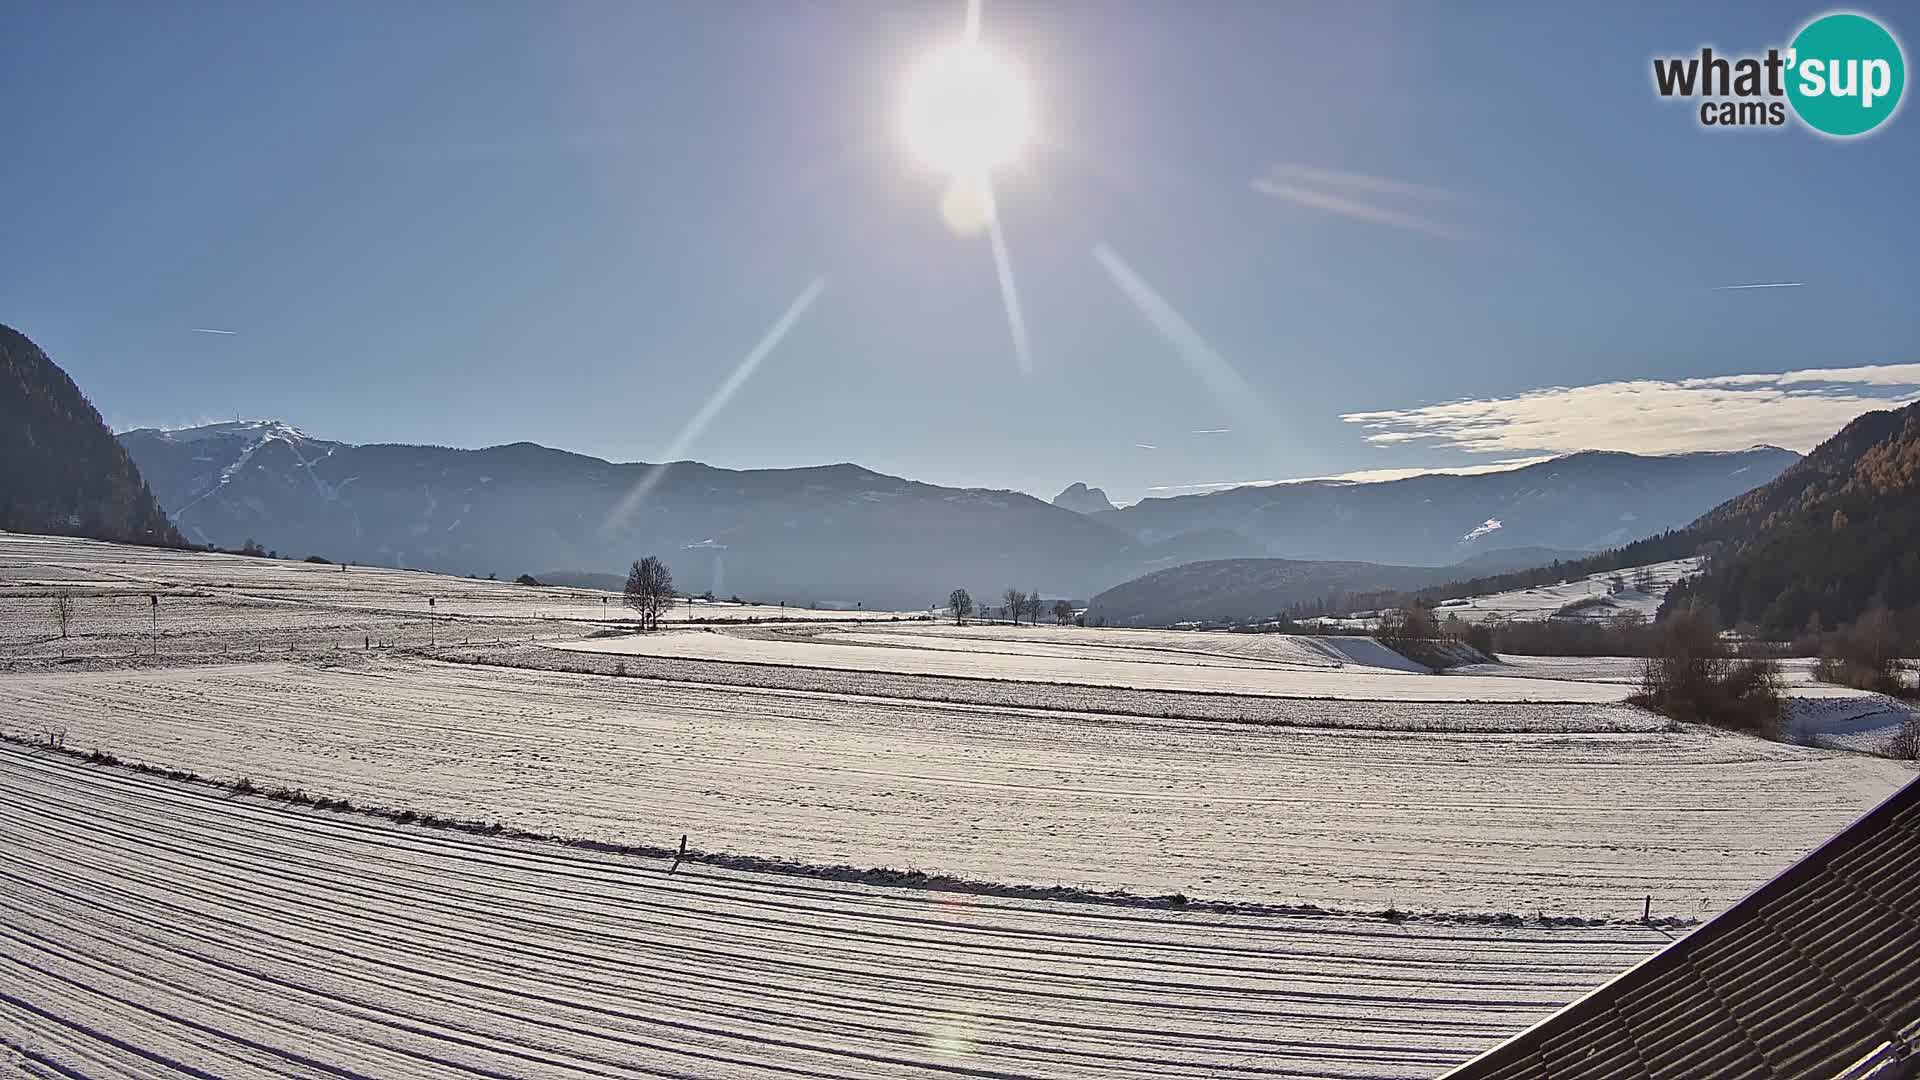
(1440, 776), (1920, 1080)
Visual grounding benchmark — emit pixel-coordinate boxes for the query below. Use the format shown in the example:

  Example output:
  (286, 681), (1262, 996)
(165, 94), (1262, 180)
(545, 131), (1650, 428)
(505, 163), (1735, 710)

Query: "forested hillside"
(0, 323), (182, 546)
(1663, 402), (1920, 635)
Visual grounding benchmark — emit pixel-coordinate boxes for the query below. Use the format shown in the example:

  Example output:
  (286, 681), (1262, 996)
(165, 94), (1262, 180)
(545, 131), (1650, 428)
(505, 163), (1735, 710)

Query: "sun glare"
(902, 41), (1032, 177)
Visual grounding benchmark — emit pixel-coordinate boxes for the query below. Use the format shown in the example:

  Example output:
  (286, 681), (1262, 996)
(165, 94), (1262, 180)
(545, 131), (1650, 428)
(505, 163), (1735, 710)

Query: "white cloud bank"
(1146, 456), (1555, 495)
(1340, 364), (1920, 456)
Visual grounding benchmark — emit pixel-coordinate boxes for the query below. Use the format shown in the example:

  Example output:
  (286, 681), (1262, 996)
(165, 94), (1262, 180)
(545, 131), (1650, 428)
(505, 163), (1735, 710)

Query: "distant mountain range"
(1, 324), (180, 547)
(116, 420), (1801, 608)
(1098, 404), (1920, 634)
(1095, 448), (1798, 566)
(118, 422), (1135, 609)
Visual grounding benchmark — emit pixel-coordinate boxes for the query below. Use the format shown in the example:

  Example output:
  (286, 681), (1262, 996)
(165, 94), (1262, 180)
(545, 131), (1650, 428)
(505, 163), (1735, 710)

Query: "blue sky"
(4, 1), (1917, 503)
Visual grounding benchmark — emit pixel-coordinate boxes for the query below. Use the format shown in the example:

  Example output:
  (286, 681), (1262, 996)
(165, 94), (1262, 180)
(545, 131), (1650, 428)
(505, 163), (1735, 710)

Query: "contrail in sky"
(1714, 282), (1803, 290)
(1134, 443), (1158, 450)
(1192, 428), (1232, 435)
(189, 328), (238, 335)
(603, 278), (827, 533)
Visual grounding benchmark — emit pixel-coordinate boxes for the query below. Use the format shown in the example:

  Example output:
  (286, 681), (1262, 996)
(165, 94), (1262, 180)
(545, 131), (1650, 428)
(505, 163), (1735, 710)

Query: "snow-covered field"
(1451, 655), (1851, 687)
(1, 656), (1905, 917)
(2, 534), (1913, 1077)
(828, 623), (1435, 672)
(0, 744), (1673, 1080)
(1787, 693), (1920, 756)
(1429, 558), (1702, 625)
(0, 532), (925, 638)
(447, 644), (1673, 732)
(558, 625), (1631, 703)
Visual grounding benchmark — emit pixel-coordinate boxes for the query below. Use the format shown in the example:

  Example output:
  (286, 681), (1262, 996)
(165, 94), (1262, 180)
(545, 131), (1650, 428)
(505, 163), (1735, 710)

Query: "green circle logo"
(1787, 12), (1906, 136)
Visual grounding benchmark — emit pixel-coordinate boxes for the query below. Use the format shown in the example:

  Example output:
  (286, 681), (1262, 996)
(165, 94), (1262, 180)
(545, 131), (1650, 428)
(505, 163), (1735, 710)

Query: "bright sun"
(901, 40), (1032, 176)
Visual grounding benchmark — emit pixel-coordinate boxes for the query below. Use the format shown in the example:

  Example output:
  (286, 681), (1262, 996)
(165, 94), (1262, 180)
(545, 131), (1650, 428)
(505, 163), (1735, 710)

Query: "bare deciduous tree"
(1025, 590), (1042, 626)
(51, 593), (74, 639)
(624, 556), (676, 632)
(1052, 599), (1073, 625)
(947, 588), (973, 625)
(1002, 587), (1023, 626)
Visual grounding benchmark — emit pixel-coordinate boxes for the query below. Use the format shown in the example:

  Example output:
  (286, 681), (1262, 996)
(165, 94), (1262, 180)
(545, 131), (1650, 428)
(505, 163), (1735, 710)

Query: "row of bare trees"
(945, 587), (1072, 626)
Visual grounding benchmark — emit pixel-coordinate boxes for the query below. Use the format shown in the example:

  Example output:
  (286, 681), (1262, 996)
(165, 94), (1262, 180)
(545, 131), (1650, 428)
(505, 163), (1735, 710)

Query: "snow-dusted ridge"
(118, 418), (313, 443)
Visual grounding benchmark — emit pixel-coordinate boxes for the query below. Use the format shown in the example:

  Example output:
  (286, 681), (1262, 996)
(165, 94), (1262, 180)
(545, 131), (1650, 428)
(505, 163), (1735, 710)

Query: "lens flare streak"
(604, 278), (828, 533)
(1093, 244), (1273, 436)
(985, 180), (1033, 374)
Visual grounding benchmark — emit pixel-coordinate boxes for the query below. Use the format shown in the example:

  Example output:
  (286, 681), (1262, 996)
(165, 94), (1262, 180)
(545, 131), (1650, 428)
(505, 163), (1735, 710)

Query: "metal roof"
(1440, 775), (1920, 1080)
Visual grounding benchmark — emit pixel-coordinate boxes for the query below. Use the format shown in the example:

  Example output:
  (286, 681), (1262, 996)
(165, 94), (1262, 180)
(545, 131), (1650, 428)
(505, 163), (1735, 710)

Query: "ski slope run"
(0, 745), (1671, 1079)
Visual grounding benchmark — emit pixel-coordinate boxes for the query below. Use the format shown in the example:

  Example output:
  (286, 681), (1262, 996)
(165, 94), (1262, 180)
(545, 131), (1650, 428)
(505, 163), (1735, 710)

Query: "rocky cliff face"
(1051, 482), (1118, 515)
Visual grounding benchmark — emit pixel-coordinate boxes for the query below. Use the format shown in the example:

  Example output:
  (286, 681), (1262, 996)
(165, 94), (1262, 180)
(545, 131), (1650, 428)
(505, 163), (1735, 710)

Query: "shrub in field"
(1891, 715), (1920, 760)
(1491, 614), (1657, 657)
(1812, 609), (1911, 696)
(1553, 595), (1617, 617)
(1632, 605), (1785, 736)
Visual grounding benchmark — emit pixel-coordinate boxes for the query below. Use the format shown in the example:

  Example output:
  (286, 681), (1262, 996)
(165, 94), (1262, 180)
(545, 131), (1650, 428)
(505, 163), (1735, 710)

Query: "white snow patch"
(1787, 693), (1919, 755)
(1462, 518), (1503, 542)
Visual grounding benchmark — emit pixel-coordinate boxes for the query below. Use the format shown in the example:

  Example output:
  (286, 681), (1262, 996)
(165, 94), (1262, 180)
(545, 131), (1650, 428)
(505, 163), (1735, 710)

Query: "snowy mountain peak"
(123, 419), (314, 445)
